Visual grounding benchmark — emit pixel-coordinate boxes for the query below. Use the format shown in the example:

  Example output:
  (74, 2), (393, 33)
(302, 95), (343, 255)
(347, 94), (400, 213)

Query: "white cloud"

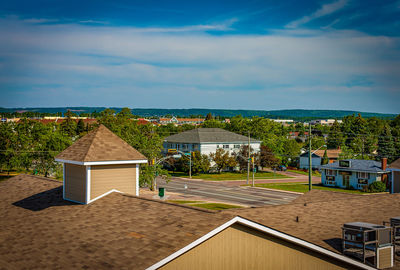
(23, 18), (59, 24)
(286, 0), (348, 28)
(79, 20), (109, 25)
(0, 16), (399, 112)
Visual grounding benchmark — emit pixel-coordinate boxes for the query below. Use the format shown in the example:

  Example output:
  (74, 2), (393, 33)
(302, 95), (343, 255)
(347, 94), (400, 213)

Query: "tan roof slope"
(314, 149), (341, 159)
(0, 175), (232, 269)
(56, 124), (147, 162)
(2, 176), (399, 269)
(390, 158), (400, 169)
(231, 190), (400, 259)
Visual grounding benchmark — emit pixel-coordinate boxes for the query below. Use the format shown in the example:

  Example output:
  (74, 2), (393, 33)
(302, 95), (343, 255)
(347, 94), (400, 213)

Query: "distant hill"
(0, 107), (397, 120)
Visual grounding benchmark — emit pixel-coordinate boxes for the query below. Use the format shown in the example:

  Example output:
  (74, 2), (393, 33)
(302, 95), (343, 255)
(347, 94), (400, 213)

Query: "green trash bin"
(158, 187), (165, 197)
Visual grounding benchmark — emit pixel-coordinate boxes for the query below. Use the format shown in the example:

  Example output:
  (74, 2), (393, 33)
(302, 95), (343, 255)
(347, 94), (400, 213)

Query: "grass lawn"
(190, 203), (243, 210)
(167, 200), (202, 204)
(287, 169), (321, 177)
(253, 182), (368, 194)
(169, 171), (291, 181)
(167, 200), (243, 210)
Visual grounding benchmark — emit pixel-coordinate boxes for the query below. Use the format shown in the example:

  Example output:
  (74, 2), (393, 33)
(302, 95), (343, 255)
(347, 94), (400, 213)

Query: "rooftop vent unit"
(390, 217), (400, 257)
(342, 222), (393, 269)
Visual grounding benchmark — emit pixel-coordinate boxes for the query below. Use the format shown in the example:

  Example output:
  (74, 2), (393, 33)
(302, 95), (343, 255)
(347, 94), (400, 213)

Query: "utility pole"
(247, 131), (250, 185)
(252, 157), (255, 187)
(189, 153), (192, 179)
(308, 123), (312, 191)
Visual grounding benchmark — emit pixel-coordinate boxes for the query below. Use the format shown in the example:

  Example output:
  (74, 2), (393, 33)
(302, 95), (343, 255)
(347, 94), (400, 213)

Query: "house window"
(193, 144), (198, 150)
(358, 179), (368, 185)
(358, 172), (369, 179)
(216, 145), (219, 148)
(223, 145), (229, 149)
(325, 176), (335, 185)
(326, 169), (336, 176)
(234, 145), (240, 149)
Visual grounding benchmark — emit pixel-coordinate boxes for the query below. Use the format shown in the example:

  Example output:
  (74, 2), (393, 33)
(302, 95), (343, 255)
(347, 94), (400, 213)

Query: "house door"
(343, 175), (350, 188)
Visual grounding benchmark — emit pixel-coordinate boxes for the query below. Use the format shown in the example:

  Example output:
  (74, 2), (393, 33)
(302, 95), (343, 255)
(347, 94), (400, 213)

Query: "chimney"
(382, 158), (387, 171)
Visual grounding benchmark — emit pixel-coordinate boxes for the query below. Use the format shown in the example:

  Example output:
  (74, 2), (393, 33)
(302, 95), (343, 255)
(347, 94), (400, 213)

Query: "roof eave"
(55, 158), (148, 166)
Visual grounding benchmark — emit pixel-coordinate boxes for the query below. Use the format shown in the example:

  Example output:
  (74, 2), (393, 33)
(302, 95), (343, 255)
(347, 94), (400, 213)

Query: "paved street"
(157, 177), (301, 207)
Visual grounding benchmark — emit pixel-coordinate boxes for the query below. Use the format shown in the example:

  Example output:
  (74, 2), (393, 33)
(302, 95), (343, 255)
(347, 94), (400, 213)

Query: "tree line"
(1, 108), (399, 188)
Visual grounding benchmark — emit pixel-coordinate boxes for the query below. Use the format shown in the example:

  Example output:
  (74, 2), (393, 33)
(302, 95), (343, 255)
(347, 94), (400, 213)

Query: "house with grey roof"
(163, 128), (261, 156)
(320, 159), (390, 190)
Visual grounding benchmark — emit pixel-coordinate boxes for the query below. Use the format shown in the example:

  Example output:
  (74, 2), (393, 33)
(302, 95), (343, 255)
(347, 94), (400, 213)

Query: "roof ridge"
(11, 174), (63, 184)
(82, 125), (103, 162)
(195, 128), (201, 143)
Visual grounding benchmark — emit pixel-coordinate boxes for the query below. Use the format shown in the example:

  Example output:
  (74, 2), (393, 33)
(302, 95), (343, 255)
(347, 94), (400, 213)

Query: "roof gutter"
(55, 158), (148, 166)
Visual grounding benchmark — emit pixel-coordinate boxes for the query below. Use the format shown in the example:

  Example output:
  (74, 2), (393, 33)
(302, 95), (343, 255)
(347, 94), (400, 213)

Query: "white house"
(310, 119), (343, 126)
(163, 128), (261, 156)
(299, 152), (323, 170)
(299, 149), (342, 169)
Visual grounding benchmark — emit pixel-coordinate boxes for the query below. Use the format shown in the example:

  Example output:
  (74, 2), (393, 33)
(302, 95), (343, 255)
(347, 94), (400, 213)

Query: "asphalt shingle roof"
(390, 158), (400, 169)
(55, 125), (147, 162)
(164, 128), (260, 144)
(320, 159), (387, 173)
(2, 175), (400, 269)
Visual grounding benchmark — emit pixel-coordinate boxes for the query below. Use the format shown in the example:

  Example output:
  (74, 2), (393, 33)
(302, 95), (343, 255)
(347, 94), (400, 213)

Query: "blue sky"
(0, 0), (399, 113)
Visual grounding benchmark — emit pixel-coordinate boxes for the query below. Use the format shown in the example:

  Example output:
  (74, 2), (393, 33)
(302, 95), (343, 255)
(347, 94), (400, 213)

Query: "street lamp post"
(252, 157), (255, 187)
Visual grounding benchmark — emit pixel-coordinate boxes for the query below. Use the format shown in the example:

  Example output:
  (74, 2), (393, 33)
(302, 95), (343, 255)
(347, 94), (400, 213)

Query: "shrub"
(368, 181), (386, 193)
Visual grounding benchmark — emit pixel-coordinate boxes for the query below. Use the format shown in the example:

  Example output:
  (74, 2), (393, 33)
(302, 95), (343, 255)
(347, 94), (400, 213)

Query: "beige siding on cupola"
(161, 223), (362, 270)
(64, 163), (86, 203)
(90, 164), (136, 200)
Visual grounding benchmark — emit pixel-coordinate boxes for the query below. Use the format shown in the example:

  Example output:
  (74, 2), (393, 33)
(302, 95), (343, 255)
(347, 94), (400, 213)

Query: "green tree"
(139, 164), (169, 191)
(76, 119), (85, 135)
(191, 151), (210, 174)
(99, 108), (117, 129)
(117, 107), (133, 123)
(258, 145), (279, 169)
(377, 125), (396, 162)
(201, 119), (225, 128)
(12, 119), (35, 171)
(176, 151), (210, 174)
(281, 139), (301, 166)
(390, 114), (400, 161)
(234, 145), (252, 172)
(210, 149), (237, 173)
(321, 149), (329, 165)
(61, 110), (77, 137)
(0, 122), (16, 173)
(205, 113), (214, 121)
(327, 120), (344, 149)
(34, 124), (72, 177)
(339, 146), (356, 159)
